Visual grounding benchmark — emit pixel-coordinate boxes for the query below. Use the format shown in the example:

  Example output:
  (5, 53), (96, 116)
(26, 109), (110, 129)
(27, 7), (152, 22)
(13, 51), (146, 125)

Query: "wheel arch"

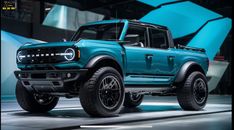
(85, 55), (123, 77)
(175, 61), (205, 83)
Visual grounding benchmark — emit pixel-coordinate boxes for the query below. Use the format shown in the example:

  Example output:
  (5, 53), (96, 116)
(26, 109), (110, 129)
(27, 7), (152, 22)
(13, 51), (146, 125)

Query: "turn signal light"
(77, 50), (80, 59)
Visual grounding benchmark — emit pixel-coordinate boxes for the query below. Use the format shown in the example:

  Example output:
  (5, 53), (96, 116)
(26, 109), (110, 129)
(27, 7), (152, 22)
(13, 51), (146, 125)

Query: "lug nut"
(67, 73), (71, 78)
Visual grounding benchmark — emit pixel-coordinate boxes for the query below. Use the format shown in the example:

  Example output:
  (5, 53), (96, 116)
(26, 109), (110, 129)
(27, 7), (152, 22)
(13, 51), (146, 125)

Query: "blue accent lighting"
(1, 30), (42, 99)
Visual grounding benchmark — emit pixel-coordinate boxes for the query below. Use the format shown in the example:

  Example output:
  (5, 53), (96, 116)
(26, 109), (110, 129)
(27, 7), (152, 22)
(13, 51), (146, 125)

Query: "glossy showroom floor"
(1, 95), (231, 130)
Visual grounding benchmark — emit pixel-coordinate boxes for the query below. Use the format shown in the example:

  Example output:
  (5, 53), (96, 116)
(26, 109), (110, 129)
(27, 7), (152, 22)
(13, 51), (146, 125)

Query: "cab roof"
(83, 19), (168, 30)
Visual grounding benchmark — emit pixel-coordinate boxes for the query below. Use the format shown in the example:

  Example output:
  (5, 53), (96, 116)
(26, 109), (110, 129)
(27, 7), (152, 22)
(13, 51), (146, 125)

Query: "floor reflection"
(13, 104), (182, 118)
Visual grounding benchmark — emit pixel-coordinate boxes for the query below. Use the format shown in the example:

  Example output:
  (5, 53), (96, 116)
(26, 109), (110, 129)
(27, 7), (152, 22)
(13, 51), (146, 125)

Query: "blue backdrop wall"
(1, 31), (42, 99)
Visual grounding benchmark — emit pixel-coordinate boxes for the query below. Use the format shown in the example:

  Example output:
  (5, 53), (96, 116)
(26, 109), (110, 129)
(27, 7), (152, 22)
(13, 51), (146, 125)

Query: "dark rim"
(34, 94), (55, 105)
(129, 93), (141, 102)
(193, 78), (207, 104)
(98, 75), (122, 110)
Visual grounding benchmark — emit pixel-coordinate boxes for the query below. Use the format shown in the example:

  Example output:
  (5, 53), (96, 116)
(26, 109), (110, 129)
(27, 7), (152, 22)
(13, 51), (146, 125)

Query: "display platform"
(1, 95), (231, 130)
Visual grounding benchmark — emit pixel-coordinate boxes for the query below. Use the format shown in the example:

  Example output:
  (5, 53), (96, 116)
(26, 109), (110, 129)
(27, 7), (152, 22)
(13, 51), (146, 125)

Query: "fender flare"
(85, 55), (121, 69)
(175, 61), (204, 83)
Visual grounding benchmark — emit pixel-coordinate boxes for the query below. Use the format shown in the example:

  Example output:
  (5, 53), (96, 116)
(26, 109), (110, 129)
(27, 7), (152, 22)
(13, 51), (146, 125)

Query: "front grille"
(18, 47), (71, 64)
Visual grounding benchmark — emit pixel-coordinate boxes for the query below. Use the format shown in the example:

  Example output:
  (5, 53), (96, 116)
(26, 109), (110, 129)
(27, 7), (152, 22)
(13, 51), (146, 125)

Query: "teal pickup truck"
(15, 19), (209, 117)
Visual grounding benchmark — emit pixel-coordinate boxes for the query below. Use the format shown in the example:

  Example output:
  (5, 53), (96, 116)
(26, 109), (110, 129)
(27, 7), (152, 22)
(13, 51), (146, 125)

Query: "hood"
(19, 41), (76, 49)
(75, 39), (119, 46)
(19, 39), (120, 50)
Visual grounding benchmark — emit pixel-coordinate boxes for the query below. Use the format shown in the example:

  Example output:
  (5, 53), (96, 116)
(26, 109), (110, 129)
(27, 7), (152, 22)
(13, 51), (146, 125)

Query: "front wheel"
(16, 81), (59, 112)
(177, 71), (208, 110)
(79, 67), (124, 117)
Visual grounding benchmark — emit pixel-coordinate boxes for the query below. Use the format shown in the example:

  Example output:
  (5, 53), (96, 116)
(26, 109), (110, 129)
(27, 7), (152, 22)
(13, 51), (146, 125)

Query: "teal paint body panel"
(140, 1), (222, 38)
(169, 48), (209, 74)
(124, 46), (151, 74)
(187, 18), (232, 60)
(142, 48), (179, 76)
(123, 46), (208, 85)
(120, 20), (129, 40)
(74, 39), (124, 69)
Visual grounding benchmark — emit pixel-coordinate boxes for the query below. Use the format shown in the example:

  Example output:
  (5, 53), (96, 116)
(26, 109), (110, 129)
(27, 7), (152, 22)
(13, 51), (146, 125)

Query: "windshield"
(71, 23), (124, 41)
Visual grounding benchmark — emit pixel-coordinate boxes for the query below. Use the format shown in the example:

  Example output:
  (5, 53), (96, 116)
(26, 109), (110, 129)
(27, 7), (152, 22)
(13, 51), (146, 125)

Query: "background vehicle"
(15, 19), (209, 117)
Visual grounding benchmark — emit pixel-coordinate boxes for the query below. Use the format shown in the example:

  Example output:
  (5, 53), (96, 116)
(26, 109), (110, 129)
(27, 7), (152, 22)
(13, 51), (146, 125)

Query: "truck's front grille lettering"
(18, 47), (69, 64)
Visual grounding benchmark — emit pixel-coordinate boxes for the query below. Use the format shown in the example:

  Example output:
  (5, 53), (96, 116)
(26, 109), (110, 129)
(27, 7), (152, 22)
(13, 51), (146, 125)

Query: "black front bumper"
(14, 69), (88, 93)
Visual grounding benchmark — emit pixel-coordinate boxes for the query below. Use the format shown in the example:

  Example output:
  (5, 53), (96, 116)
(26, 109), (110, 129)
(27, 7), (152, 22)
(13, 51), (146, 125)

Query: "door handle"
(168, 56), (175, 61)
(145, 54), (153, 60)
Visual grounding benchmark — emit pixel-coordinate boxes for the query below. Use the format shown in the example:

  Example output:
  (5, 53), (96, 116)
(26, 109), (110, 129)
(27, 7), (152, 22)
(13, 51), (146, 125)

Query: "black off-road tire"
(124, 93), (144, 107)
(177, 71), (208, 110)
(79, 67), (124, 117)
(16, 81), (59, 112)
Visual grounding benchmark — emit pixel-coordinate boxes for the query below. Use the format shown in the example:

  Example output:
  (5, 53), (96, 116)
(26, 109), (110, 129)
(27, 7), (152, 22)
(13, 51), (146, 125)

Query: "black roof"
(128, 19), (169, 30)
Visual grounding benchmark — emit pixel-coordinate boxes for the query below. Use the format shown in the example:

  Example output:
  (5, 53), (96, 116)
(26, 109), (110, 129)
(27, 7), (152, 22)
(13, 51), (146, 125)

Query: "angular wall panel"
(187, 18), (232, 60)
(137, 0), (178, 7)
(43, 5), (104, 31)
(140, 1), (222, 39)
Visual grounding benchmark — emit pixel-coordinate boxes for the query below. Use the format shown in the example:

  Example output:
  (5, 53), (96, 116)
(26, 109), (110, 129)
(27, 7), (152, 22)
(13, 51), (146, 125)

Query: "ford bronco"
(15, 19), (209, 117)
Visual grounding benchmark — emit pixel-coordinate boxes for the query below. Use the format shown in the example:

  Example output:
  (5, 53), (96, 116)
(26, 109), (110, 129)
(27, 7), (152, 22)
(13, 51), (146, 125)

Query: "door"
(123, 24), (151, 75)
(148, 28), (178, 77)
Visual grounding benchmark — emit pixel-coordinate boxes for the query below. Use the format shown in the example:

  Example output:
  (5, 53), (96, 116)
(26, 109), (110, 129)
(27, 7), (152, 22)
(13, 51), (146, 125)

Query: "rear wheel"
(177, 71), (208, 110)
(16, 81), (59, 112)
(79, 67), (124, 117)
(124, 92), (144, 107)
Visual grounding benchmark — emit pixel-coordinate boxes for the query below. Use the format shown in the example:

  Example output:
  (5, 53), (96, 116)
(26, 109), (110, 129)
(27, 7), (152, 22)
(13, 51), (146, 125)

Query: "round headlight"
(64, 48), (75, 61)
(17, 51), (25, 62)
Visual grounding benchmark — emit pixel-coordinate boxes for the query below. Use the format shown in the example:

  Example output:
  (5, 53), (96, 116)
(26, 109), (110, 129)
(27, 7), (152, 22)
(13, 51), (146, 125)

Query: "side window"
(124, 25), (147, 47)
(150, 28), (168, 49)
(79, 30), (97, 39)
